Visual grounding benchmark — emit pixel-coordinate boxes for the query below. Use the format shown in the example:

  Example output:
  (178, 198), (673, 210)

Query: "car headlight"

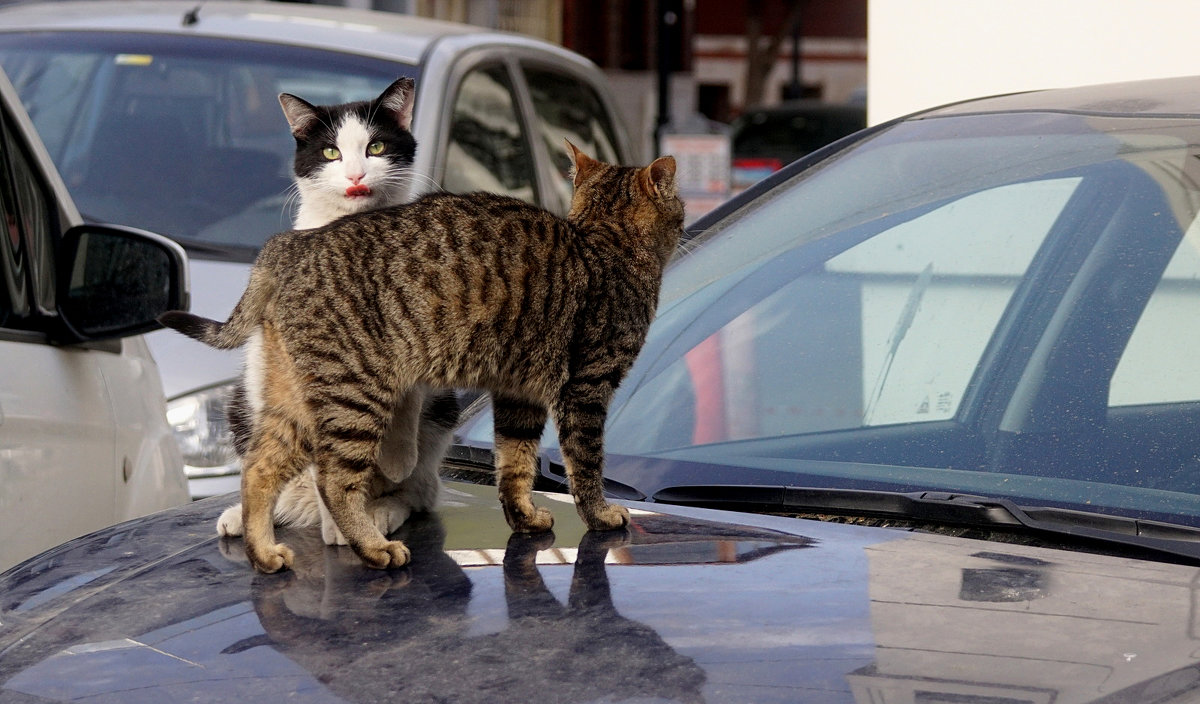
(166, 384), (240, 478)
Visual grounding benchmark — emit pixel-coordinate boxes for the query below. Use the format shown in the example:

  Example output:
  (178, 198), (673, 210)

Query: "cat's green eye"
(322, 147), (341, 160)
(367, 141), (386, 156)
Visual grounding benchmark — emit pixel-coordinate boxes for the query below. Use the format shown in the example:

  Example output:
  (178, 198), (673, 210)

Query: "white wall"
(868, 0), (1200, 125)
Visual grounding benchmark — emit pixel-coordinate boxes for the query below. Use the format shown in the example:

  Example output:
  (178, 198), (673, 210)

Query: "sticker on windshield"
(114, 54), (153, 66)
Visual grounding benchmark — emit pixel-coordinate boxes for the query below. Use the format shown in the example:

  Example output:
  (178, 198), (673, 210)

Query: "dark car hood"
(2, 481), (1199, 703)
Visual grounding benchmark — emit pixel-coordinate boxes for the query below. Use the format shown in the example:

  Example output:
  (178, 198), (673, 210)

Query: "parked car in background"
(0, 67), (189, 571)
(729, 99), (865, 191)
(8, 76), (1200, 701)
(0, 0), (638, 497)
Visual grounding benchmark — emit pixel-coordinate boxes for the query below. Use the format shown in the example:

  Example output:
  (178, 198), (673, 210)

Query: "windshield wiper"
(863, 262), (933, 424)
(652, 484), (1200, 566)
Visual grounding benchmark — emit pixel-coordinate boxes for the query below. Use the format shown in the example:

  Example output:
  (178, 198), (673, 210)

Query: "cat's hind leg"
(239, 322), (314, 573)
(216, 465), (324, 538)
(493, 394), (554, 533)
(240, 410), (311, 572)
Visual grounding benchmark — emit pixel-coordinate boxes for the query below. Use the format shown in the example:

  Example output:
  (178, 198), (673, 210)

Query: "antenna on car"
(182, 4), (201, 27)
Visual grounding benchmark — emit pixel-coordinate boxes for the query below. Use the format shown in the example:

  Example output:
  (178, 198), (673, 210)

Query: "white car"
(0, 67), (190, 571)
(0, 1), (639, 497)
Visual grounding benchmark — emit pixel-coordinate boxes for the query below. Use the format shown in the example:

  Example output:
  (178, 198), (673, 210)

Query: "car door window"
(522, 65), (620, 213)
(605, 178), (1079, 453)
(443, 63), (536, 203)
(4, 112), (54, 315)
(0, 130), (26, 325)
(0, 107), (49, 328)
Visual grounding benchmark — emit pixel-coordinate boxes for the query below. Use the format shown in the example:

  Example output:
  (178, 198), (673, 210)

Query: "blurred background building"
(302, 0), (867, 159)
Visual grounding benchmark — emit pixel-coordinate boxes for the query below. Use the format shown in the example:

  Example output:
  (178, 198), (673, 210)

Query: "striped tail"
(157, 270), (273, 350)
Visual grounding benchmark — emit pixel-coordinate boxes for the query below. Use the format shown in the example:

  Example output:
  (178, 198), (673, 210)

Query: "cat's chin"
(344, 192), (384, 210)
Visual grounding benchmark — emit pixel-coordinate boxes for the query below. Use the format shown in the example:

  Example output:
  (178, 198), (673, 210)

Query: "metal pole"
(656, 1), (677, 153)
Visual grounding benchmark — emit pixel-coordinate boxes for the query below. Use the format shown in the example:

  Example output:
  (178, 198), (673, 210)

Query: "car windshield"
(0, 31), (415, 255)
(464, 109), (1200, 527)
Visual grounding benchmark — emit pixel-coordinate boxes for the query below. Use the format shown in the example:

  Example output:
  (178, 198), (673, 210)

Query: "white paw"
(368, 498), (412, 536)
(217, 504), (244, 537)
(320, 514), (348, 546)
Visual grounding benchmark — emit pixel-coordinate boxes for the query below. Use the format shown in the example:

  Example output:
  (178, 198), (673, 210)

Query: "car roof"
(918, 74), (1200, 119)
(0, 0), (555, 65)
(738, 99), (866, 118)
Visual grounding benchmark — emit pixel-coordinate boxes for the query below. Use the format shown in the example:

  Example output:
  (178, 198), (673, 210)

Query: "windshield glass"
(465, 110), (1200, 525)
(0, 32), (415, 254)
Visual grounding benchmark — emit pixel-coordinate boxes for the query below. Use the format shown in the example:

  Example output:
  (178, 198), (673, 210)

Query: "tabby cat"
(160, 143), (684, 573)
(217, 76), (457, 546)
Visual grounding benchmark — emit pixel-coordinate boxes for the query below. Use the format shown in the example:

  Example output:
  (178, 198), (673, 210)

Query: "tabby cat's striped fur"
(160, 144), (683, 573)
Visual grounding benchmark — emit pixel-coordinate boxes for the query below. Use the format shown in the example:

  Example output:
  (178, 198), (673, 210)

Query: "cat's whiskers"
(388, 168), (442, 196)
(671, 232), (704, 261)
(281, 183), (304, 229)
(402, 166), (450, 196)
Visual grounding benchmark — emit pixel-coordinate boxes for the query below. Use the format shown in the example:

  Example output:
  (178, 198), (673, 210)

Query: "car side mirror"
(56, 224), (189, 342)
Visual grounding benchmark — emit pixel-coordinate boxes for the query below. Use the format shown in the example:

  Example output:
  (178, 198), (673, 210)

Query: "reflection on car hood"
(2, 481), (1199, 702)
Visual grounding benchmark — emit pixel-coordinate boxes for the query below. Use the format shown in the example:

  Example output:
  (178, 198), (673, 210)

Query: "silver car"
(0, 1), (639, 497)
(0, 66), (190, 570)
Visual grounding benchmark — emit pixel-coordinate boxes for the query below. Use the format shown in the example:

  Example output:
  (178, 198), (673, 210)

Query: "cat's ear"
(566, 140), (599, 187)
(278, 93), (320, 138)
(378, 77), (416, 131)
(640, 155), (677, 199)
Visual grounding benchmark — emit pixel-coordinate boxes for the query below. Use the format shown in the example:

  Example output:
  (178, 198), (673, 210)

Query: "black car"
(730, 99), (865, 189)
(8, 75), (1200, 701)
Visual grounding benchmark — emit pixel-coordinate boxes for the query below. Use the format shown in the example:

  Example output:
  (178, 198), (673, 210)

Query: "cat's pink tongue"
(346, 184), (371, 197)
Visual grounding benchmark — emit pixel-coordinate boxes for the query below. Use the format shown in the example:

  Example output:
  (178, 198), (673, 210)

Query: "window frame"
(513, 57), (627, 215)
(434, 50), (541, 208)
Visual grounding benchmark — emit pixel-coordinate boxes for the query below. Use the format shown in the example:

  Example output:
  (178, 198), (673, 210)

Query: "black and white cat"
(282, 77), (421, 229)
(218, 77), (456, 545)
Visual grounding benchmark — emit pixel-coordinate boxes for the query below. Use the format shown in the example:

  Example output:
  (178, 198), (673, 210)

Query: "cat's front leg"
(552, 385), (629, 532)
(312, 435), (410, 569)
(493, 394), (554, 533)
(307, 378), (410, 568)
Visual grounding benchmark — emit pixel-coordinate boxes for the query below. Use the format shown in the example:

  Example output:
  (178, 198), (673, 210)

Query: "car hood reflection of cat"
(279, 77), (418, 229)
